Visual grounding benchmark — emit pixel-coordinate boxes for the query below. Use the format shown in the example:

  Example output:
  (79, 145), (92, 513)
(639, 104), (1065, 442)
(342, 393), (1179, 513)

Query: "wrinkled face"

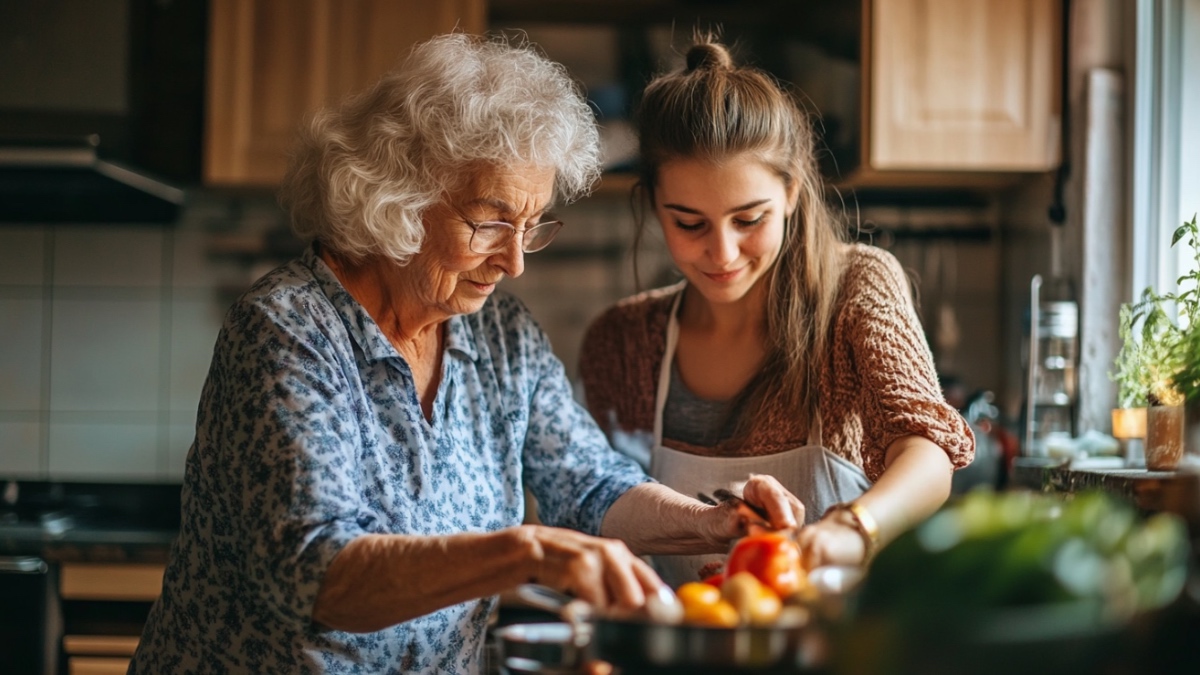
(654, 155), (799, 307)
(412, 163), (556, 317)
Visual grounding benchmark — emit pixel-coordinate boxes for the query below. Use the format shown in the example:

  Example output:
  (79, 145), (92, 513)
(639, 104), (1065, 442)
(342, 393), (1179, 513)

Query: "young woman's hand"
(793, 509), (868, 569)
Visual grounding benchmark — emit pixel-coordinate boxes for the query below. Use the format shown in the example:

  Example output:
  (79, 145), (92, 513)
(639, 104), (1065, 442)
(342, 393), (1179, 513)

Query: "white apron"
(649, 294), (871, 587)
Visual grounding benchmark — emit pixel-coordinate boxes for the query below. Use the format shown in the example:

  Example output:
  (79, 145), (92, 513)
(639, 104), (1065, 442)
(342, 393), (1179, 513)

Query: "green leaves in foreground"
(858, 489), (1189, 619)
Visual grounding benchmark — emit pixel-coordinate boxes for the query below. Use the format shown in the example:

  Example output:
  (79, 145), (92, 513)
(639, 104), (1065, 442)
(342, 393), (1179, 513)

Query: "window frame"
(1132, 0), (1200, 301)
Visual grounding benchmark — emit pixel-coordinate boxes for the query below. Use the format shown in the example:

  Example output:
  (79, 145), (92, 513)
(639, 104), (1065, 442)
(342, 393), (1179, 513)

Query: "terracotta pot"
(1145, 405), (1184, 471)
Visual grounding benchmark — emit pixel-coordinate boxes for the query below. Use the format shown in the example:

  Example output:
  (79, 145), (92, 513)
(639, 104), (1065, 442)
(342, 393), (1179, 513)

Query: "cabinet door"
(68, 657), (131, 675)
(868, 0), (1060, 171)
(205, 0), (485, 187)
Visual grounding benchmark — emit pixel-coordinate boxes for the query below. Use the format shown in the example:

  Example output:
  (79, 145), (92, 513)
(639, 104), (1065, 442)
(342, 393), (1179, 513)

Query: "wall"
(0, 184), (1009, 484)
(0, 194), (267, 483)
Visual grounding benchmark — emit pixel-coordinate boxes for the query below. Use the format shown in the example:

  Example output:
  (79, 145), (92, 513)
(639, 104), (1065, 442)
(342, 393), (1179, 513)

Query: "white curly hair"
(279, 33), (602, 264)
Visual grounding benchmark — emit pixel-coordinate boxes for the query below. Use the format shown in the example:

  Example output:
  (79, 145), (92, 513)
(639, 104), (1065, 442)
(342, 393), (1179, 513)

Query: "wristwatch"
(824, 501), (880, 564)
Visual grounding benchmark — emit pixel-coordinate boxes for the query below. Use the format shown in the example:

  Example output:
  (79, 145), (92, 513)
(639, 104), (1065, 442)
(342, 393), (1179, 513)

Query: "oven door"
(0, 556), (59, 675)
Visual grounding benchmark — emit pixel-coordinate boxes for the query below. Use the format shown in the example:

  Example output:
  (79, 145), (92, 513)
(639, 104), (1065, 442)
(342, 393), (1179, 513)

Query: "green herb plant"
(1167, 214), (1200, 401)
(1109, 214), (1200, 407)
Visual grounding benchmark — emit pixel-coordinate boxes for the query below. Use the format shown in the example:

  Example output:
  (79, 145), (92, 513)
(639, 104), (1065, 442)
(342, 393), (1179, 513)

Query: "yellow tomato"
(676, 581), (721, 608)
(720, 571), (783, 626)
(683, 598), (740, 628)
(676, 582), (739, 627)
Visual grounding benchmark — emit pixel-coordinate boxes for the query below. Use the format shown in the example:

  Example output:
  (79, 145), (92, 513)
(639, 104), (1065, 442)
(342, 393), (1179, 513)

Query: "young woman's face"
(654, 155), (799, 306)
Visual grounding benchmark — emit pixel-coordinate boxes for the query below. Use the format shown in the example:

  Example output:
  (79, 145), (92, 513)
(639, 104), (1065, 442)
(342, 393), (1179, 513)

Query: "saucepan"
(506, 576), (857, 673)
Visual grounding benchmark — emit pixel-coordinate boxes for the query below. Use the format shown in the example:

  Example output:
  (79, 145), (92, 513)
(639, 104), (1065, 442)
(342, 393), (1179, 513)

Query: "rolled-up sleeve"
(515, 311), (651, 535)
(207, 300), (370, 629)
(837, 249), (975, 481)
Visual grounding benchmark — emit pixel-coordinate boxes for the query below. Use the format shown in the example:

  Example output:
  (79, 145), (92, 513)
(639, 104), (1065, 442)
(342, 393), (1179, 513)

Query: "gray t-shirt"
(662, 362), (744, 447)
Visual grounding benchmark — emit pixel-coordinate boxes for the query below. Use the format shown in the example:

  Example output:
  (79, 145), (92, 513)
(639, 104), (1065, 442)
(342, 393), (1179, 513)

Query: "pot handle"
(515, 584), (596, 624)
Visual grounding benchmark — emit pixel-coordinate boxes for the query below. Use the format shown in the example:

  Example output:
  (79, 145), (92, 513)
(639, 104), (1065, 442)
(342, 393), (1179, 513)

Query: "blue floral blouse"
(129, 246), (650, 674)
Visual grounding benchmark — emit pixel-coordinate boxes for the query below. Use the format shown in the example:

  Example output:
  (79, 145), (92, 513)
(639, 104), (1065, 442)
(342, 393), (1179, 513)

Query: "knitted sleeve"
(579, 303), (631, 437)
(836, 246), (975, 480)
(578, 287), (676, 444)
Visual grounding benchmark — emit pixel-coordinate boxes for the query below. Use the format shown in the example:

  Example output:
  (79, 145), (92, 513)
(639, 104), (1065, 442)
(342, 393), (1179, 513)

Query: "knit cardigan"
(579, 244), (974, 483)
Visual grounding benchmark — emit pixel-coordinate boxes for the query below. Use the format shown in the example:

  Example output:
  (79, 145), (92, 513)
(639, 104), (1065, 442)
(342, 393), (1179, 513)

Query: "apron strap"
(652, 291), (684, 448)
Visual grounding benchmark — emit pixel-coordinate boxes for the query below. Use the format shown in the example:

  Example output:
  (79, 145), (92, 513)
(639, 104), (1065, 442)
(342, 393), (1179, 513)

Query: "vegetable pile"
(673, 531), (812, 627)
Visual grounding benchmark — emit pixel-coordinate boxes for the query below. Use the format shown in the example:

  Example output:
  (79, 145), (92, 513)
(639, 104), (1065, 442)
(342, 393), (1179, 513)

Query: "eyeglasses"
(459, 213), (565, 255)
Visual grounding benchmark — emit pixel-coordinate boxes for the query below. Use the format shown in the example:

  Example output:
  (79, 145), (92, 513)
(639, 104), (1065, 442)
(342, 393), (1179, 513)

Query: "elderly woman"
(129, 35), (800, 675)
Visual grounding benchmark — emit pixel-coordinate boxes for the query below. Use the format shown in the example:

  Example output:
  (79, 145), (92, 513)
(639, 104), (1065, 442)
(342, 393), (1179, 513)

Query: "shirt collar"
(303, 245), (479, 363)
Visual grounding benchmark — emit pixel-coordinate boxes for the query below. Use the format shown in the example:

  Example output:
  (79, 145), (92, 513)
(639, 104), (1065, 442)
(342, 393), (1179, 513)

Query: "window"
(1132, 0), (1200, 299)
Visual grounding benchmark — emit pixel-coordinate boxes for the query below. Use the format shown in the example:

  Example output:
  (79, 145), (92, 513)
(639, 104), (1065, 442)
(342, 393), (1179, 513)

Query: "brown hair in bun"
(633, 34), (849, 442)
(685, 41), (733, 71)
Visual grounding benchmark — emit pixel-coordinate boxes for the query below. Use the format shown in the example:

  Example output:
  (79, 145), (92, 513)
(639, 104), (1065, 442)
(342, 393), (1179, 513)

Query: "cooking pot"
(513, 581), (843, 673)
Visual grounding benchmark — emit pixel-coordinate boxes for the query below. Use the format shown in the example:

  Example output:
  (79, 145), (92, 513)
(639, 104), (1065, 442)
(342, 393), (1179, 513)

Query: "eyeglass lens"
(471, 221), (562, 254)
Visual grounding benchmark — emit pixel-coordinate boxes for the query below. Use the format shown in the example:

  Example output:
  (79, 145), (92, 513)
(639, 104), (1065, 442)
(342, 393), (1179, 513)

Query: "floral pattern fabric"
(129, 246), (650, 674)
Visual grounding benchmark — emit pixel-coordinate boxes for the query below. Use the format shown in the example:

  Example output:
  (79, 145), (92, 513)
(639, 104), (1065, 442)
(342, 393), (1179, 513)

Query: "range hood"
(0, 136), (185, 224)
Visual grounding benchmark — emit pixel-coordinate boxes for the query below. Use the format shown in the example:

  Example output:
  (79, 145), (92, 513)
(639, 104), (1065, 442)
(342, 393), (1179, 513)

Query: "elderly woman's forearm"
(600, 483), (726, 556)
(312, 530), (535, 633)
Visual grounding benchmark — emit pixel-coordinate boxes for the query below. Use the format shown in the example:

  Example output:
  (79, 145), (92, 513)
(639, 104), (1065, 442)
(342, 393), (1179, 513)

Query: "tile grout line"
(39, 227), (55, 477)
(158, 230), (175, 479)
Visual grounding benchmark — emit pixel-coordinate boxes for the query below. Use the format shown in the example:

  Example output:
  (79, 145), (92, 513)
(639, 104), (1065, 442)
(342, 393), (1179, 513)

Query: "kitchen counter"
(1008, 457), (1200, 525)
(0, 481), (180, 563)
(0, 519), (176, 563)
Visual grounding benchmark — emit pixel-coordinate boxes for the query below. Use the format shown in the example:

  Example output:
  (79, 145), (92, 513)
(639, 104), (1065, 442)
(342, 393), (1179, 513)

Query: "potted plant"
(1110, 290), (1182, 468)
(1166, 215), (1200, 466)
(1111, 215), (1200, 470)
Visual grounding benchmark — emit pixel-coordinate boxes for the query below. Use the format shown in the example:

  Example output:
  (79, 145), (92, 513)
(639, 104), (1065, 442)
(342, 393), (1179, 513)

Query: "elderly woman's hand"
(738, 474), (805, 532)
(519, 524), (665, 614)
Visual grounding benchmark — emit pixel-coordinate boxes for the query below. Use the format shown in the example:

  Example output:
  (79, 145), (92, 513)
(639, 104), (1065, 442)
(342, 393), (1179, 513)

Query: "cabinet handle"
(0, 555), (48, 574)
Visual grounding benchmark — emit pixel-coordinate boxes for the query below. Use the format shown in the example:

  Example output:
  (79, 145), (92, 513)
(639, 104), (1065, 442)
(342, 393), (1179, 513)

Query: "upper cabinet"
(205, 0), (485, 187)
(864, 0), (1060, 175)
(203, 0), (1060, 189)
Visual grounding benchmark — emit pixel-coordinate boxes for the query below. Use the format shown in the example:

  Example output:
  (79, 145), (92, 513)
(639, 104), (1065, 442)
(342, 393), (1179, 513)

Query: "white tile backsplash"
(50, 295), (162, 411)
(53, 226), (164, 287)
(47, 415), (160, 480)
(0, 227), (47, 285)
(0, 293), (44, 410)
(168, 293), (223, 412)
(0, 416), (43, 477)
(167, 409), (197, 480)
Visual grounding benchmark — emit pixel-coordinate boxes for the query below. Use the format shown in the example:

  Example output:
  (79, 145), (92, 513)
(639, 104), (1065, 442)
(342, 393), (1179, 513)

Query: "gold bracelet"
(825, 501), (881, 564)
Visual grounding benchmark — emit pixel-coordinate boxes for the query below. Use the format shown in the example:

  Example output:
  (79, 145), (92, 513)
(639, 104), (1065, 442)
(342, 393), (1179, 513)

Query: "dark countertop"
(0, 521), (177, 563)
(1008, 457), (1200, 525)
(0, 480), (180, 563)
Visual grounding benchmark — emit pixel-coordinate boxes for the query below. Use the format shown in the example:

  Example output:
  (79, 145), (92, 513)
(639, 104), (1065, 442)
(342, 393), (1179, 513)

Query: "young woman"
(580, 38), (975, 586)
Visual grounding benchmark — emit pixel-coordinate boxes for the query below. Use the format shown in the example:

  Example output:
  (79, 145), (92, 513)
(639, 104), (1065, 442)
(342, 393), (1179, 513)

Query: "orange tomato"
(675, 581), (739, 627)
(682, 598), (740, 627)
(725, 532), (806, 599)
(676, 581), (721, 607)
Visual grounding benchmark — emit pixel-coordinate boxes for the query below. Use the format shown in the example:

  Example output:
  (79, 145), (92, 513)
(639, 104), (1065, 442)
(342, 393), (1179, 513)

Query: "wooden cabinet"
(488, 0), (1060, 190)
(205, 0), (486, 187)
(862, 0), (1060, 175)
(59, 563), (166, 673)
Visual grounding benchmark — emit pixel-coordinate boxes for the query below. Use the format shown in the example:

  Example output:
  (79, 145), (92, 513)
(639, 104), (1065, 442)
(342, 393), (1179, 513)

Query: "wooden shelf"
(61, 563), (165, 602)
(63, 635), (140, 657)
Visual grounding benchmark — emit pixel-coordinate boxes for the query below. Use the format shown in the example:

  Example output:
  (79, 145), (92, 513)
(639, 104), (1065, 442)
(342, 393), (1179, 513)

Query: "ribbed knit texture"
(579, 244), (975, 482)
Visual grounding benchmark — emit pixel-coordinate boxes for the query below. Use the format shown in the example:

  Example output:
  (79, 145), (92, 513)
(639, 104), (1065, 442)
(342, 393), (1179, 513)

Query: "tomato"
(701, 572), (725, 588)
(676, 581), (721, 608)
(682, 598), (740, 627)
(725, 532), (806, 598)
(721, 571), (783, 626)
(675, 581), (739, 627)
